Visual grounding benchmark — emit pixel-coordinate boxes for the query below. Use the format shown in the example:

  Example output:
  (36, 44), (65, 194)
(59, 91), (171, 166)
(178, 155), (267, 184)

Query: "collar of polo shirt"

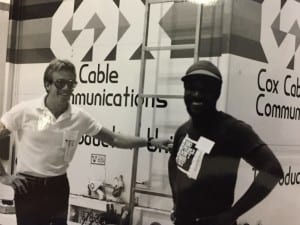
(36, 95), (73, 130)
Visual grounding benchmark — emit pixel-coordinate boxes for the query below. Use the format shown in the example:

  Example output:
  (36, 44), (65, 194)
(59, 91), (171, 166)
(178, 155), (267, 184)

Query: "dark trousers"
(14, 173), (70, 225)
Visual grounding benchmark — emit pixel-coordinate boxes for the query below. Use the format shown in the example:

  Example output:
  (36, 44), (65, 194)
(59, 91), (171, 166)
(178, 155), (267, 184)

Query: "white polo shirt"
(0, 96), (102, 177)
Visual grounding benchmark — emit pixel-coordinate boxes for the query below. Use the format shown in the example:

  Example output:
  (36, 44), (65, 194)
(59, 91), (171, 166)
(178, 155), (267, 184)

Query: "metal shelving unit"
(129, 0), (203, 224)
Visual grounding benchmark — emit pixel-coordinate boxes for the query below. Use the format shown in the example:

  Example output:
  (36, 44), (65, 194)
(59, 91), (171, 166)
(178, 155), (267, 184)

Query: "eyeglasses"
(51, 79), (78, 89)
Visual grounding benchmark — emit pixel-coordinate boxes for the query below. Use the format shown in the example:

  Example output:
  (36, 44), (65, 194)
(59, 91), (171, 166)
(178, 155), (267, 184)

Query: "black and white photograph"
(0, 0), (298, 225)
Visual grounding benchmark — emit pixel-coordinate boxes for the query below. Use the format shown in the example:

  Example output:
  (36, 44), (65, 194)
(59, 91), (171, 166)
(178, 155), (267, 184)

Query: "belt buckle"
(43, 178), (47, 186)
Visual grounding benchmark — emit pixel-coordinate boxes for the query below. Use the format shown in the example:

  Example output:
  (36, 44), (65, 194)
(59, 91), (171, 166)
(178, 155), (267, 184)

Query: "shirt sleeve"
(227, 120), (266, 158)
(80, 108), (103, 136)
(0, 102), (26, 132)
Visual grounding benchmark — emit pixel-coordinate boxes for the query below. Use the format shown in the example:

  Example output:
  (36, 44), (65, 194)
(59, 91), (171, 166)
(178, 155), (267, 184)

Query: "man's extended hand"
(150, 138), (173, 150)
(0, 174), (28, 194)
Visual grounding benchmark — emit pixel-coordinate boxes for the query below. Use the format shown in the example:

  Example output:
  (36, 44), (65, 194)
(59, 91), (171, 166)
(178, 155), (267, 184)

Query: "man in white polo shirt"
(0, 59), (171, 225)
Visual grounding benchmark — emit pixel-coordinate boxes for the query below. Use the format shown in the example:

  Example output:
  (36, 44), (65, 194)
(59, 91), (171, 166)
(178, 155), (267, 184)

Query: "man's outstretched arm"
(93, 127), (172, 150)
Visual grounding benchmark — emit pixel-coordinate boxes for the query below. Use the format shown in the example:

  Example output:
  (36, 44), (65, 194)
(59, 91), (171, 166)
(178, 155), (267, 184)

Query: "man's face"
(46, 70), (77, 105)
(184, 76), (221, 118)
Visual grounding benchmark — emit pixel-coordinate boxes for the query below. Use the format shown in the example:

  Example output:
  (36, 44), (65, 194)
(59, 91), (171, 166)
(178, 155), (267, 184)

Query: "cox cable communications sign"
(227, 1), (300, 225)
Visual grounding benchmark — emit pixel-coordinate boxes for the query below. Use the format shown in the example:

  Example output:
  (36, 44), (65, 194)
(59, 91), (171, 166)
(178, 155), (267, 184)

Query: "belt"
(18, 173), (67, 186)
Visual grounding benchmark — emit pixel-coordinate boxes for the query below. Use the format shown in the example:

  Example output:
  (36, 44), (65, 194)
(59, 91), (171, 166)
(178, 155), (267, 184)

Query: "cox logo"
(261, 0), (300, 70)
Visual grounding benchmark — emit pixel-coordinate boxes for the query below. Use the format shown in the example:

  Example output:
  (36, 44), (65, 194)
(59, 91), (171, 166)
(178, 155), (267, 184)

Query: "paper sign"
(196, 136), (215, 154)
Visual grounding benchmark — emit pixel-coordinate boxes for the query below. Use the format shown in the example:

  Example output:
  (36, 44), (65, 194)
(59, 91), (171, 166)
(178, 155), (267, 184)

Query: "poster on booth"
(226, 0), (300, 225)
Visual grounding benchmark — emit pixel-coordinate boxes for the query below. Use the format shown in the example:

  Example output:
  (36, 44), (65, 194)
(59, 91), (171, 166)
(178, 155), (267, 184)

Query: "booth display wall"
(3, 0), (300, 225)
(227, 1), (300, 224)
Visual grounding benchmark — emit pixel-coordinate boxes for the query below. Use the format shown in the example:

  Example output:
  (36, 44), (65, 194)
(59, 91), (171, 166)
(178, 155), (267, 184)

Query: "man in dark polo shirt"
(168, 60), (284, 225)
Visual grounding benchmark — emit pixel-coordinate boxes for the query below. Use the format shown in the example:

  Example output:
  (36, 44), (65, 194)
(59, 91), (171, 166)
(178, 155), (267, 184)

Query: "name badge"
(176, 135), (215, 180)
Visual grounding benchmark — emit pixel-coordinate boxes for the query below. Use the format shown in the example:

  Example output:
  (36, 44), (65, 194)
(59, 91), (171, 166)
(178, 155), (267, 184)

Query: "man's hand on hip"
(0, 174), (28, 194)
